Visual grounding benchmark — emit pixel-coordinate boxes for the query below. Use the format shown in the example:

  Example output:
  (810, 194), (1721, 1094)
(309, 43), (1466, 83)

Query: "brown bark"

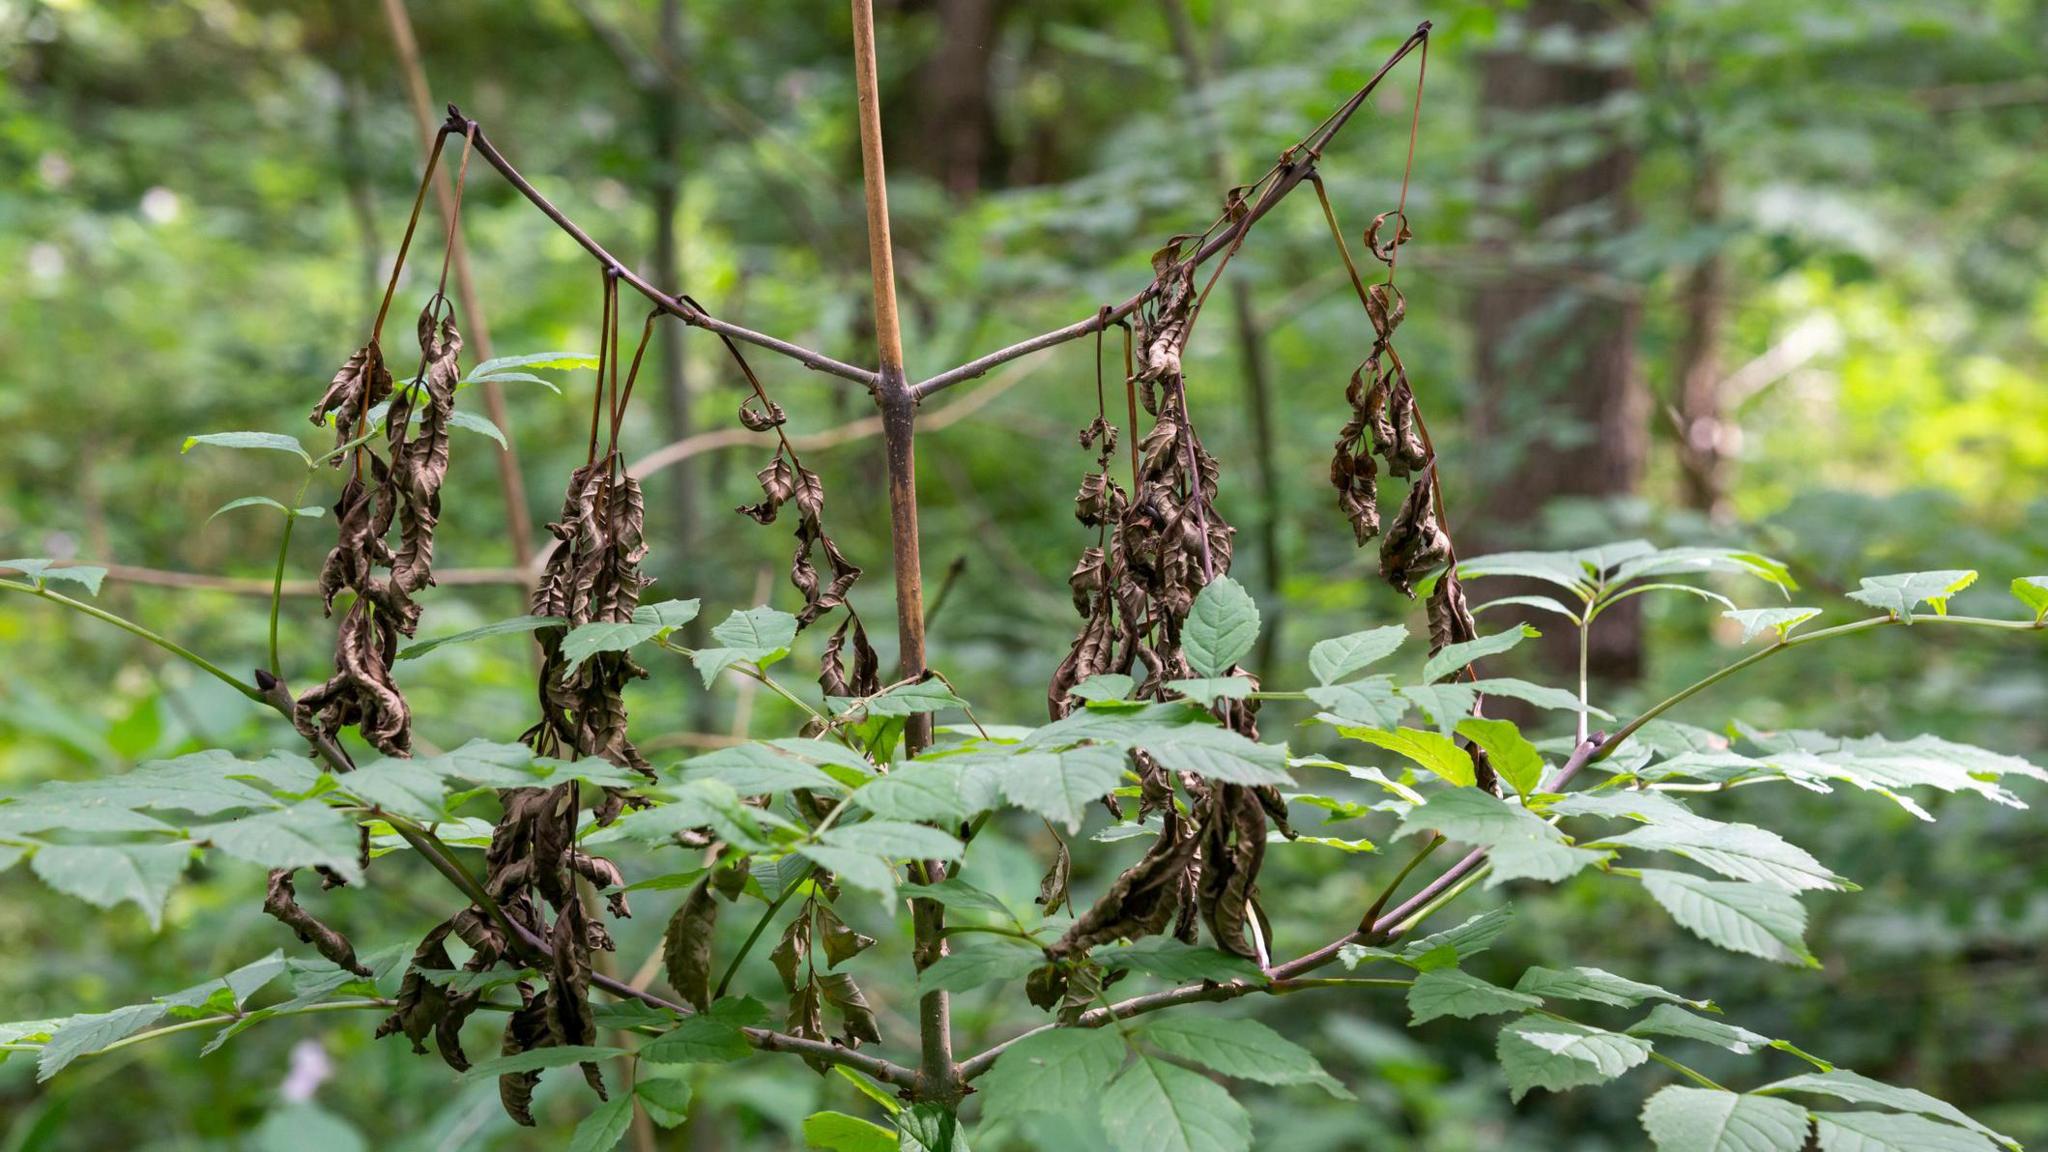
(1469, 0), (1648, 680)
(1673, 160), (1731, 519)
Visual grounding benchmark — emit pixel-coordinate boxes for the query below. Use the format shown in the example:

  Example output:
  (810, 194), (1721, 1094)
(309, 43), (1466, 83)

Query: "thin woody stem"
(452, 113), (877, 389)
(909, 22), (1431, 399)
(848, 0), (953, 1105)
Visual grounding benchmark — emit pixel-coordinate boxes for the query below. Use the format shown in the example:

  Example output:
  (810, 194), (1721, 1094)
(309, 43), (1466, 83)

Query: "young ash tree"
(5, 13), (2046, 1152)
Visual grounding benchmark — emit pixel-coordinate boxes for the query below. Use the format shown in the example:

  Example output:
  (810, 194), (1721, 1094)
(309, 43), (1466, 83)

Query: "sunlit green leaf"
(1845, 570), (1978, 621)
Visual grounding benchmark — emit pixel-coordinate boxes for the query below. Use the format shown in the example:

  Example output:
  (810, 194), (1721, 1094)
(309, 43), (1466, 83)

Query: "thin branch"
(908, 22), (1432, 400)
(453, 115), (877, 390)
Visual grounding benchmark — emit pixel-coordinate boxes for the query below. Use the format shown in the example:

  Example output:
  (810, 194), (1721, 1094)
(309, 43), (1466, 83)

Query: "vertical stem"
(381, 0), (536, 573)
(851, 0), (952, 1104)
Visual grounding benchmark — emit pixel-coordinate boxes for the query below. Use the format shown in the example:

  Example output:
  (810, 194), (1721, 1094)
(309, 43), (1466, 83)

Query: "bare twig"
(907, 22), (1431, 400)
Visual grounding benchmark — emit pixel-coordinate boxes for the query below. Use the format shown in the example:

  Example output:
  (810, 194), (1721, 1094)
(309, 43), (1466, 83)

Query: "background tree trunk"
(916, 0), (1000, 197)
(1469, 0), (1649, 683)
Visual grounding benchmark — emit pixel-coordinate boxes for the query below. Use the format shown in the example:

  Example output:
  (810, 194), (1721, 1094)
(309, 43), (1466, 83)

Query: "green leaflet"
(1627, 1005), (1776, 1057)
(1305, 676), (1407, 729)
(1636, 869), (1815, 967)
(1758, 1069), (2017, 1150)
(1135, 1015), (1349, 1097)
(639, 1000), (764, 1065)
(802, 1111), (897, 1152)
(682, 742), (844, 796)
(977, 1027), (1127, 1128)
(200, 800), (364, 883)
(37, 1002), (169, 1081)
(467, 350), (599, 376)
(1811, 1111), (1998, 1152)
(981, 745), (1129, 831)
(28, 842), (191, 930)
(2011, 576), (2048, 623)
(1845, 570), (1978, 621)
(635, 1077), (693, 1128)
(1392, 789), (1602, 887)
(1423, 625), (1536, 683)
(558, 598), (702, 673)
(0, 558), (108, 596)
(1094, 938), (1264, 984)
(207, 495), (324, 524)
(1101, 1050), (1252, 1152)
(817, 820), (964, 860)
(1512, 966), (1706, 1009)
(443, 408), (505, 447)
(1342, 726), (1474, 787)
(1723, 607), (1821, 643)
(180, 430), (313, 465)
(564, 1095), (635, 1152)
(1592, 819), (1850, 893)
(1639, 1087), (1810, 1152)
(915, 944), (1042, 995)
(1307, 625), (1407, 685)
(1069, 673), (1136, 701)
(1455, 717), (1546, 797)
(1496, 1015), (1652, 1102)
(854, 679), (969, 718)
(1182, 576), (1259, 677)
(397, 614), (561, 661)
(1406, 969), (1542, 1024)
(851, 760), (980, 824)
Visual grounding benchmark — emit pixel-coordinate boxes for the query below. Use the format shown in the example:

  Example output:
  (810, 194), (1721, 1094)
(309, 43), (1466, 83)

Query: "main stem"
(849, 0), (953, 1105)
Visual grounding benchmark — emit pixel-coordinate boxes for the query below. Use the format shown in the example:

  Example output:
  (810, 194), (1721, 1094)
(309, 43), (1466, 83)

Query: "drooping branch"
(449, 112), (879, 390)
(908, 22), (1432, 400)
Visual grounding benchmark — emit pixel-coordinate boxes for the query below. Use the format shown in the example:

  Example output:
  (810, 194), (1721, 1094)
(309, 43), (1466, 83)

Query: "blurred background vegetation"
(2, 0), (2044, 1148)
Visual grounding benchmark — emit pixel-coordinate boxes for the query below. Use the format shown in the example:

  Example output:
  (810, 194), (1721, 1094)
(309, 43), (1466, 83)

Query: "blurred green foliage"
(1, 0), (2043, 1148)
